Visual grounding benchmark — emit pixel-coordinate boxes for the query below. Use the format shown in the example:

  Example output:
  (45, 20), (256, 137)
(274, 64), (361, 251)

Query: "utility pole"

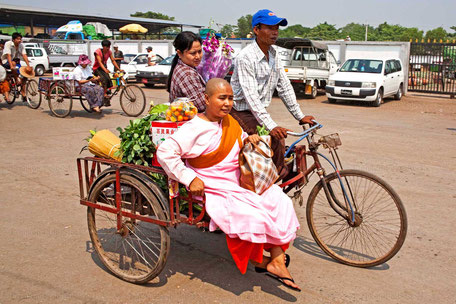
(365, 23), (368, 41)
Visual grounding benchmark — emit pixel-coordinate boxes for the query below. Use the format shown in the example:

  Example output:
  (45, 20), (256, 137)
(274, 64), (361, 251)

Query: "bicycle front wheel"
(119, 84), (146, 117)
(6, 77), (18, 104)
(25, 79), (41, 109)
(306, 169), (407, 267)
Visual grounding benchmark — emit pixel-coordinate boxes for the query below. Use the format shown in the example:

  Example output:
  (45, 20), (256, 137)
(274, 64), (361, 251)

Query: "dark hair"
(101, 39), (111, 47)
(12, 32), (22, 40)
(167, 31), (202, 92)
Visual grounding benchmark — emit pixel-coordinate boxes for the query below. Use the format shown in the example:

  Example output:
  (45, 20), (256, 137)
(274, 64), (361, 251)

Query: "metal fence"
(408, 43), (456, 97)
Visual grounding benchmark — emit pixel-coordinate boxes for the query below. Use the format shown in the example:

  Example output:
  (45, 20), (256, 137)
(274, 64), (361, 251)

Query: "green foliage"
(221, 24), (237, 38)
(279, 24), (311, 38)
(425, 27), (448, 41)
(256, 125), (270, 136)
(235, 14), (253, 38)
(308, 22), (340, 40)
(130, 11), (175, 21)
(116, 116), (156, 167)
(339, 23), (370, 41)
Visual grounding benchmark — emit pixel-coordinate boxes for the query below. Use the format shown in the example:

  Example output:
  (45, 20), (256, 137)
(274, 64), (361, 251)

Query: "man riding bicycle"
(230, 9), (315, 180)
(93, 39), (123, 106)
(1, 32), (33, 101)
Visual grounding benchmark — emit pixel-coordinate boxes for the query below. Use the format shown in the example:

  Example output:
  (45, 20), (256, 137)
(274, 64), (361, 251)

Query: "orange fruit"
(177, 115), (183, 121)
(184, 110), (191, 116)
(170, 116), (177, 122)
(183, 116), (189, 121)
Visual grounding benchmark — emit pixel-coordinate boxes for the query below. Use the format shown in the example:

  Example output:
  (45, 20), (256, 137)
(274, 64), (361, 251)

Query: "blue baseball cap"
(252, 9), (288, 28)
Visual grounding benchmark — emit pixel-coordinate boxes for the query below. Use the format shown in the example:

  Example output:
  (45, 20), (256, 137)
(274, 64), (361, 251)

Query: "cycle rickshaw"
(37, 72), (146, 118)
(77, 122), (407, 284)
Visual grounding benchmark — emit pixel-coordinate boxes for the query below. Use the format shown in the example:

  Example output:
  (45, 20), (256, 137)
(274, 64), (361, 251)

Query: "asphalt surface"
(1, 81), (455, 303)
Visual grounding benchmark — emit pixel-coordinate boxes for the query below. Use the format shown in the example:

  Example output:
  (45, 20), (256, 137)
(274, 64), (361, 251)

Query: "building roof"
(0, 3), (203, 32)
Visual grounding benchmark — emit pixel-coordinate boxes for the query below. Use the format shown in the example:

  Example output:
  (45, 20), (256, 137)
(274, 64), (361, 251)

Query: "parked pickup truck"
(276, 38), (339, 98)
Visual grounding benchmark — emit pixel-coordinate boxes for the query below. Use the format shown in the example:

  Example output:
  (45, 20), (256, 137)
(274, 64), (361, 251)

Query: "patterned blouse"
(169, 59), (206, 112)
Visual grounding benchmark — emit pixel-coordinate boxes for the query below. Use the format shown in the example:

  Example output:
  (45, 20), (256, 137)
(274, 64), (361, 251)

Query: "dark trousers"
(93, 68), (112, 91)
(230, 109), (285, 174)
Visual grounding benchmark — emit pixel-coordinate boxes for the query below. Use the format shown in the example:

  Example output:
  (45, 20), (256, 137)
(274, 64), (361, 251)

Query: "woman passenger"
(167, 31), (206, 112)
(157, 78), (301, 291)
(72, 54), (104, 113)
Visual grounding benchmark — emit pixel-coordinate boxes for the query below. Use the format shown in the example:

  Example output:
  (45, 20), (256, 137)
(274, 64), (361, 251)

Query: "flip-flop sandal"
(265, 273), (301, 292)
(255, 254), (290, 273)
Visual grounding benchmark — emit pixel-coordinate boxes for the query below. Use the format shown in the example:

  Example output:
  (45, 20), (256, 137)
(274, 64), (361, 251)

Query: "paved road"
(1, 85), (455, 303)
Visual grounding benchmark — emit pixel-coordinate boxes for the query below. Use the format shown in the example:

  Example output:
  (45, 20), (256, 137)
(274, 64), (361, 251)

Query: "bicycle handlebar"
(287, 121), (322, 137)
(284, 121), (322, 157)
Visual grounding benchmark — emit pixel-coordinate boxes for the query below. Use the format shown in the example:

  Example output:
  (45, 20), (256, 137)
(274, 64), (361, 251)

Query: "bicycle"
(76, 121), (407, 283)
(282, 122), (407, 267)
(40, 72), (146, 118)
(3, 71), (40, 109)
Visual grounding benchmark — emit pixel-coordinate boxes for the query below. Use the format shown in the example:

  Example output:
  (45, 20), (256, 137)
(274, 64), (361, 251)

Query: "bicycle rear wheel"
(120, 84), (146, 117)
(87, 173), (170, 284)
(306, 169), (407, 267)
(25, 79), (41, 109)
(48, 84), (72, 118)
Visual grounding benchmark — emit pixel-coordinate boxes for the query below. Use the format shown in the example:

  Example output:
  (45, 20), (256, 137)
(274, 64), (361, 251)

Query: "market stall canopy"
(275, 38), (328, 50)
(0, 4), (202, 36)
(119, 24), (148, 34)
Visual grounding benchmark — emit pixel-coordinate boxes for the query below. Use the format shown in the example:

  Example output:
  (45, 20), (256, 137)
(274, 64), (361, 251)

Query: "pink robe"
(156, 115), (300, 246)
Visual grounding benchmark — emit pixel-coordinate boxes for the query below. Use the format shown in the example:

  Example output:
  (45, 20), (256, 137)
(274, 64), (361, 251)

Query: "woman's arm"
(156, 137), (198, 188)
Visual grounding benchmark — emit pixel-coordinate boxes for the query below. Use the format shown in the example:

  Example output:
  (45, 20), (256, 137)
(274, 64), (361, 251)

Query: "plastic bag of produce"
(165, 98), (198, 122)
(88, 129), (122, 161)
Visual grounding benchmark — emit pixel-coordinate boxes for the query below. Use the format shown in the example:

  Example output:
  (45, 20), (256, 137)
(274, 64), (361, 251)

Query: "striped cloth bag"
(239, 135), (279, 195)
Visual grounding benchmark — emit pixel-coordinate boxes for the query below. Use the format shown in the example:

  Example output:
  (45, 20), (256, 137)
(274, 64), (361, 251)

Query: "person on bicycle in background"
(93, 39), (122, 105)
(1, 33), (33, 101)
(230, 9), (315, 180)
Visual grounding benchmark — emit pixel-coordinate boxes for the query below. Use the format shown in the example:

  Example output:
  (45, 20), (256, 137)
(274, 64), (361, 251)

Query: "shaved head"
(205, 78), (231, 97)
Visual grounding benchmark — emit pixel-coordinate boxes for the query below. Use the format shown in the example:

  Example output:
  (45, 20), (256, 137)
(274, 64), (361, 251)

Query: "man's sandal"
(254, 254), (290, 273)
(266, 273), (301, 292)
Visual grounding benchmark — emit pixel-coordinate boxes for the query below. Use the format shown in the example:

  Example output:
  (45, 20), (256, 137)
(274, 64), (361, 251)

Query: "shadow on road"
(86, 226), (301, 301)
(293, 236), (390, 271)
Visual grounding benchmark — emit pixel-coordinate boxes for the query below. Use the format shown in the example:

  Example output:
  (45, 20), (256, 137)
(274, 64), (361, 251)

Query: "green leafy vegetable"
(256, 125), (270, 136)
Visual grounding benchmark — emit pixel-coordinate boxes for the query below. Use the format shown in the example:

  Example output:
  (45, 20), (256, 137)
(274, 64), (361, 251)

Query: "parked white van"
(21, 47), (50, 76)
(325, 58), (404, 107)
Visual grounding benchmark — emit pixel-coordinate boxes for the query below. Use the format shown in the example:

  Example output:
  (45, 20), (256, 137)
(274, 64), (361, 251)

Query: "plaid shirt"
(169, 59), (206, 111)
(231, 41), (305, 130)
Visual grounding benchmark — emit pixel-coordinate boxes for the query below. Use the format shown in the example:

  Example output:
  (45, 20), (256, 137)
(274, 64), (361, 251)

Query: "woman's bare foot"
(266, 247), (300, 291)
(92, 106), (102, 113)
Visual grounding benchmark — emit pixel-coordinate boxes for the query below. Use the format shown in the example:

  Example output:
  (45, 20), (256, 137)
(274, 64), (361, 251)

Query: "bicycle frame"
(282, 123), (356, 224)
(77, 157), (209, 232)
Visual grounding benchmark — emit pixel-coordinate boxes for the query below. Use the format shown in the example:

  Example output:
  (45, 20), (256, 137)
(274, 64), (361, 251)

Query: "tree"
(235, 14), (253, 38)
(221, 24), (237, 38)
(447, 26), (456, 38)
(425, 27), (448, 41)
(308, 22), (339, 40)
(130, 11), (175, 21)
(372, 22), (408, 41)
(279, 24), (311, 38)
(399, 27), (424, 42)
(130, 11), (177, 39)
(339, 23), (373, 41)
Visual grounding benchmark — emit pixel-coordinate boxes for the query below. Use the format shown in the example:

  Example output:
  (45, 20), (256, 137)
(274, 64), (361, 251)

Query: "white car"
(325, 58), (404, 107)
(20, 47), (50, 76)
(107, 53), (164, 82)
(135, 55), (174, 88)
